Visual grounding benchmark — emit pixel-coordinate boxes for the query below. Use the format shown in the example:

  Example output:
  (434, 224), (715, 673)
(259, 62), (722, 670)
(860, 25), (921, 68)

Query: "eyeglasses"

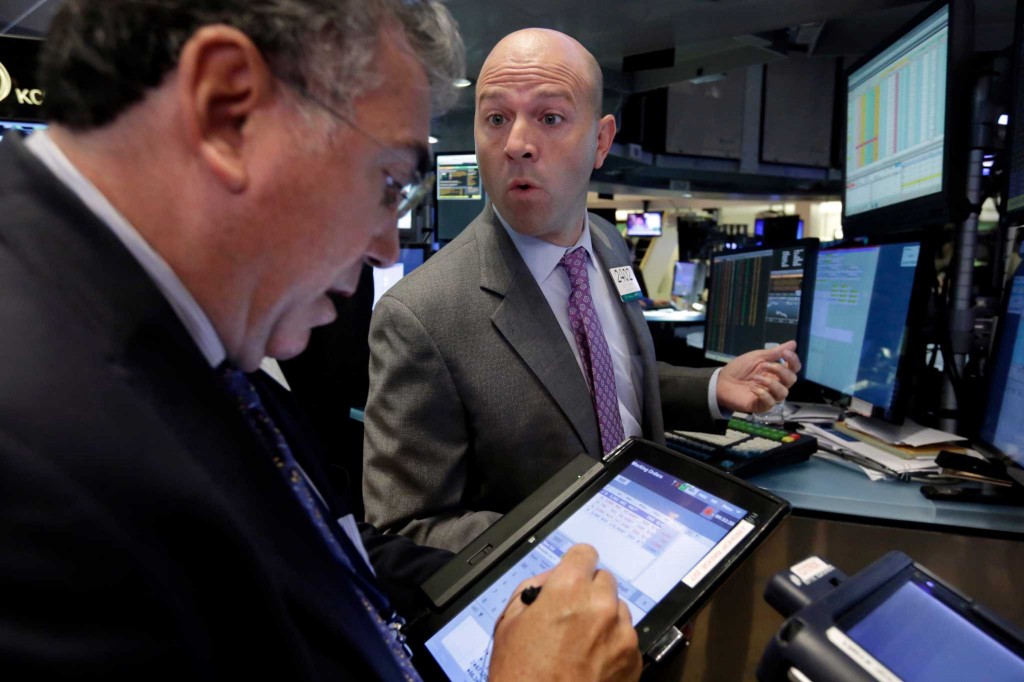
(286, 82), (434, 219)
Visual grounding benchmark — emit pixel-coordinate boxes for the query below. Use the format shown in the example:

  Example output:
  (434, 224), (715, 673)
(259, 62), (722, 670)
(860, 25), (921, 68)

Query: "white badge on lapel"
(609, 266), (643, 302)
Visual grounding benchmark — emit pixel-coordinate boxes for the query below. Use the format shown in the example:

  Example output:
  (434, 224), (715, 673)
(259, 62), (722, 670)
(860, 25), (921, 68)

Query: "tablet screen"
(424, 459), (754, 681)
(841, 578), (1024, 681)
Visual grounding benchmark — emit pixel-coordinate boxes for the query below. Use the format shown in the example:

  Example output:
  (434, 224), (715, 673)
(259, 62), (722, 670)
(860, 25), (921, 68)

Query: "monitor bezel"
(840, 0), (975, 237)
(702, 239), (819, 372)
(975, 241), (1024, 478)
(671, 260), (700, 298)
(802, 233), (935, 424)
(434, 150), (485, 242)
(625, 210), (664, 237)
(434, 151), (482, 201)
(1004, 0), (1024, 223)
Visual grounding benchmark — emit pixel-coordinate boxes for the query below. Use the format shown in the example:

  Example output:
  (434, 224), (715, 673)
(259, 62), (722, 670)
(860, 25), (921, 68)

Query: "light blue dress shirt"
(497, 208), (724, 438)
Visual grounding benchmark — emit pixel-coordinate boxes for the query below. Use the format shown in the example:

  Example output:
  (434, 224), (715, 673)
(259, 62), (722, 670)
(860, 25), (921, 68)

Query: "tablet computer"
(760, 551), (1024, 681)
(406, 438), (790, 681)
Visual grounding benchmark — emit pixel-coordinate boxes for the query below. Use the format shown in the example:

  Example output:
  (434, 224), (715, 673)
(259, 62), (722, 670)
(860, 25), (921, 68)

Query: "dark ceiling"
(1, 0), (1016, 198)
(0, 1), (1015, 64)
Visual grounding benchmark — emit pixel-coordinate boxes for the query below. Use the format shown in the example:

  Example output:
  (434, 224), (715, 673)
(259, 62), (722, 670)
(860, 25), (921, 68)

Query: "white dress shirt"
(498, 208), (725, 434)
(25, 130), (226, 367)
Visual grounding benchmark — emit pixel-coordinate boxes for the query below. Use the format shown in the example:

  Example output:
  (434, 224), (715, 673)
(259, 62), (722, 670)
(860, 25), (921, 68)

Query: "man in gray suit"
(364, 28), (800, 552)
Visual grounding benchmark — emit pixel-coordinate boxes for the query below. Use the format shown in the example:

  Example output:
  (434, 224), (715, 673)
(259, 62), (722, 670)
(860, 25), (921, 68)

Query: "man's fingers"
(617, 599), (632, 626)
(758, 361), (798, 388)
(591, 568), (620, 608)
(497, 568), (556, 628)
(755, 375), (789, 402)
(549, 544), (599, 581)
(781, 348), (802, 374)
(761, 341), (802, 374)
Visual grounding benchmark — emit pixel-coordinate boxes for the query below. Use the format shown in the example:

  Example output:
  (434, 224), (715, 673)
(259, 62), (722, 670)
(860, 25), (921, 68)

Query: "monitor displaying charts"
(803, 240), (924, 420)
(704, 242), (816, 364)
(841, 0), (973, 234)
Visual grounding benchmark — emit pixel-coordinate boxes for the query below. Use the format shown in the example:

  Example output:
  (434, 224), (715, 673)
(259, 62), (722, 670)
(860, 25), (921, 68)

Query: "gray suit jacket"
(363, 205), (717, 551)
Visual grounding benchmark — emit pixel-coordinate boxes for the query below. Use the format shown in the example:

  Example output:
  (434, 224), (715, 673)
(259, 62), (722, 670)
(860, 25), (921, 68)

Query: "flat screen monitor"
(678, 217), (713, 260)
(0, 120), (46, 141)
(842, 0), (972, 235)
(979, 254), (1024, 483)
(1006, 0), (1024, 221)
(672, 261), (698, 299)
(625, 211), (663, 237)
(372, 246), (429, 309)
(436, 153), (484, 242)
(754, 218), (804, 241)
(704, 241), (818, 365)
(803, 240), (927, 422)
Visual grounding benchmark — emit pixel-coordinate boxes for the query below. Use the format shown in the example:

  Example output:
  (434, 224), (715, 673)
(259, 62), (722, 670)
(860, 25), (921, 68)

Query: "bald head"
(478, 28), (604, 118)
(473, 27), (617, 245)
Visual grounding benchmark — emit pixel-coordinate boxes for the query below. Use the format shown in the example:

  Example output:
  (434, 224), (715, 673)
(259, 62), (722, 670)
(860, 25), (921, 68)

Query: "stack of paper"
(843, 416), (968, 449)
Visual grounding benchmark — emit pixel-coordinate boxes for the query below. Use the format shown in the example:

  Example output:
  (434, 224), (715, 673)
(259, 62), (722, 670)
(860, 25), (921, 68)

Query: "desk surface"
(642, 309), (706, 323)
(749, 456), (1024, 536)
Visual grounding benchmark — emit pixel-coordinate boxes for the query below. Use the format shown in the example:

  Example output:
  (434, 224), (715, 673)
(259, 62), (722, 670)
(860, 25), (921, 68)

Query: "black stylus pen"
(520, 585), (541, 605)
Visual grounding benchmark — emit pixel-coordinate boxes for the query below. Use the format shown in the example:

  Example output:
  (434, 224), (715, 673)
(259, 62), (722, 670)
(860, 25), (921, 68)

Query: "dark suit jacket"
(0, 134), (446, 679)
(279, 266), (376, 519)
(363, 204), (717, 551)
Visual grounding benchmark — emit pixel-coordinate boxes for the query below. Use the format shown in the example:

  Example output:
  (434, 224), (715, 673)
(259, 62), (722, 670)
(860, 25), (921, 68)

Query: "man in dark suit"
(363, 28), (801, 552)
(0, 3), (641, 680)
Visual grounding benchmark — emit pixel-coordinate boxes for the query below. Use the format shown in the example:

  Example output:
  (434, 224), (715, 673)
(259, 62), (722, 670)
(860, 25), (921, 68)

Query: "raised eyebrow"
(532, 87), (575, 105)
(476, 90), (510, 110)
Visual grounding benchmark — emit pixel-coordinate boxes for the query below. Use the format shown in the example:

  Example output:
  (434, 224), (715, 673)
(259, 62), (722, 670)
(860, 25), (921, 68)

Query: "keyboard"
(665, 418), (816, 478)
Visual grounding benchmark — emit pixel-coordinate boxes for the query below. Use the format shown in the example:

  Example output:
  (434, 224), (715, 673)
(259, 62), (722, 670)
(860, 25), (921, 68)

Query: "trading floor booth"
(632, 1), (1024, 678)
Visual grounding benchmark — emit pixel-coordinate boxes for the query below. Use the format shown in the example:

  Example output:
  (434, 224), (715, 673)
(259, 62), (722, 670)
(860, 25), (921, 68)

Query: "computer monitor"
(978, 249), (1024, 485)
(754, 218), (804, 241)
(1006, 0), (1024, 221)
(672, 261), (697, 298)
(671, 261), (707, 308)
(435, 153), (484, 241)
(0, 120), (46, 141)
(624, 211), (663, 237)
(842, 0), (973, 236)
(803, 239), (929, 423)
(678, 217), (713, 260)
(372, 246), (430, 309)
(704, 240), (818, 365)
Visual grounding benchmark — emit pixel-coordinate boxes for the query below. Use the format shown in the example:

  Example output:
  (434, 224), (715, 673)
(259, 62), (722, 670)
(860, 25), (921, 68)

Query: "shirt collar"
(25, 130), (226, 367)
(496, 206), (597, 284)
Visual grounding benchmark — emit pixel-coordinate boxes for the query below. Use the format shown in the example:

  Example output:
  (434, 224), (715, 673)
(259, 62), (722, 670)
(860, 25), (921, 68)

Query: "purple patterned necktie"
(559, 247), (626, 454)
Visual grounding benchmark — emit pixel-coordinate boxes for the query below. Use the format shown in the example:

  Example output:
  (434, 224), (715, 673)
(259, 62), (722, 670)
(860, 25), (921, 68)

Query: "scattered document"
(844, 416), (968, 448)
(801, 423), (940, 479)
(787, 402), (845, 423)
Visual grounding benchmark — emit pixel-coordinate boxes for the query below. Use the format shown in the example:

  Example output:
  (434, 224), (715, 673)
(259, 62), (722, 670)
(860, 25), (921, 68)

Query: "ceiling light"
(453, 78), (472, 88)
(689, 73), (726, 85)
(428, 135), (439, 144)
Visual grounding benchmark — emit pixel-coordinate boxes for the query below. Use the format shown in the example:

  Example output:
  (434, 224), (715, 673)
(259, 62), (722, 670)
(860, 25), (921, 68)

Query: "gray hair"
(40, 0), (465, 129)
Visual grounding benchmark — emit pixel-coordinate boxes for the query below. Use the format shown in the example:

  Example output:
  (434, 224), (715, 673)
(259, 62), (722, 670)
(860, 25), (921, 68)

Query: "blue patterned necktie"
(218, 365), (420, 681)
(559, 247), (626, 454)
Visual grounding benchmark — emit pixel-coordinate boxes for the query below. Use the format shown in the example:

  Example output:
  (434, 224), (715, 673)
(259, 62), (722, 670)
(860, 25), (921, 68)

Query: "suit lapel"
(474, 205), (602, 458)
